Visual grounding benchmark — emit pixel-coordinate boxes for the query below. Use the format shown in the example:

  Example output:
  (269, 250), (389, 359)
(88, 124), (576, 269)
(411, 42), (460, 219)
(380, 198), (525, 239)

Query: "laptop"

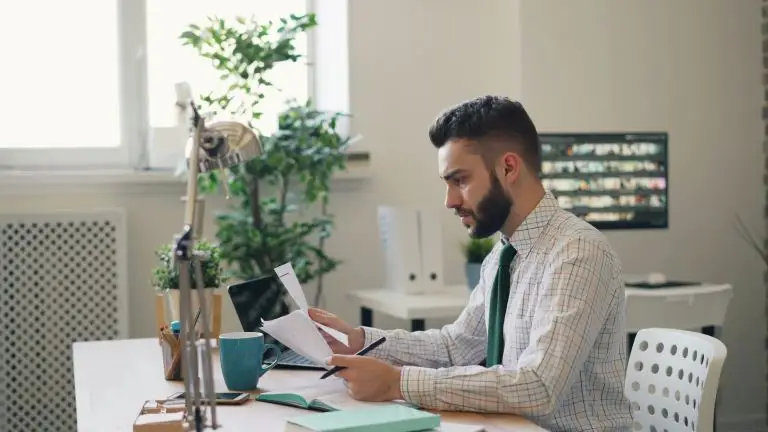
(227, 275), (327, 370)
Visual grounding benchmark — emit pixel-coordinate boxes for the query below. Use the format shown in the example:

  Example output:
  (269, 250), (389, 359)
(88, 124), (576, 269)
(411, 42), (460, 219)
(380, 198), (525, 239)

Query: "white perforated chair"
(625, 328), (727, 432)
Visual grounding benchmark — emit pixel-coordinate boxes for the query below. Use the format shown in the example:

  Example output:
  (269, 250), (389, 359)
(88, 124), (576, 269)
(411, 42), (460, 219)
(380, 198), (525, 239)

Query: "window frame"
(0, 0), (319, 172)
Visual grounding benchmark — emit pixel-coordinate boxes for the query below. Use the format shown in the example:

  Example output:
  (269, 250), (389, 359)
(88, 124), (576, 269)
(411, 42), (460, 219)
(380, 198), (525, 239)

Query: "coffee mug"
(219, 331), (281, 391)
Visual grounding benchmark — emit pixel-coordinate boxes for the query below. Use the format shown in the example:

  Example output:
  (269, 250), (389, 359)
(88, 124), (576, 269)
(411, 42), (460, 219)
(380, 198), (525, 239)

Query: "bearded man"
(309, 96), (634, 431)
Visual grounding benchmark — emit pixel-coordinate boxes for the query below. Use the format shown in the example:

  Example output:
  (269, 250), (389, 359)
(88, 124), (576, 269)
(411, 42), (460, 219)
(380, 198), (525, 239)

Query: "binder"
(377, 206), (422, 292)
(377, 206), (445, 294)
(418, 207), (444, 292)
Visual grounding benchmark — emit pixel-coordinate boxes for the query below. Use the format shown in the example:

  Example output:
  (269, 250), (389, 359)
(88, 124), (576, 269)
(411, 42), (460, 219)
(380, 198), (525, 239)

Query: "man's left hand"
(327, 355), (402, 402)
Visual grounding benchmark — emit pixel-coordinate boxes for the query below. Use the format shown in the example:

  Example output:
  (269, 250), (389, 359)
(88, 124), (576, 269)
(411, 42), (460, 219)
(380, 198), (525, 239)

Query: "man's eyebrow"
(441, 169), (466, 181)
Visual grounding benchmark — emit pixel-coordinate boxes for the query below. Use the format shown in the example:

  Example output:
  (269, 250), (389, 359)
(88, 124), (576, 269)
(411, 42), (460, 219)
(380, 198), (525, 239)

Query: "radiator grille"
(0, 210), (128, 432)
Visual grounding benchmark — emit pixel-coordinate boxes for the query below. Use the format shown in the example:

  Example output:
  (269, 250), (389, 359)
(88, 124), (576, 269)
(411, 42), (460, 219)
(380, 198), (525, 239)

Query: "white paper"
(316, 322), (349, 346)
(273, 262), (348, 347)
(275, 262), (309, 311)
(261, 309), (333, 367)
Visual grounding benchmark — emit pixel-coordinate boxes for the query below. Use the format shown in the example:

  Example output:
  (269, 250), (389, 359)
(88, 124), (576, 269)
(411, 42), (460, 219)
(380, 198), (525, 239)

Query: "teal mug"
(219, 331), (281, 391)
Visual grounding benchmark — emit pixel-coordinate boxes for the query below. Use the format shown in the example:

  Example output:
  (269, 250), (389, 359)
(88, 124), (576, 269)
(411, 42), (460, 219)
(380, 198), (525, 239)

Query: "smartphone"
(167, 391), (250, 405)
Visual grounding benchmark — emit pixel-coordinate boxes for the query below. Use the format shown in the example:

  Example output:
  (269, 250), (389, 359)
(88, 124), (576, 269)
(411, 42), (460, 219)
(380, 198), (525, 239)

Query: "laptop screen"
(227, 274), (297, 337)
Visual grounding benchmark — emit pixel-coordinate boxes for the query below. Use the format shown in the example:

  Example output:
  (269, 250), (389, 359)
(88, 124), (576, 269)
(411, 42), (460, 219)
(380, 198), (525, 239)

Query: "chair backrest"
(625, 328), (727, 432)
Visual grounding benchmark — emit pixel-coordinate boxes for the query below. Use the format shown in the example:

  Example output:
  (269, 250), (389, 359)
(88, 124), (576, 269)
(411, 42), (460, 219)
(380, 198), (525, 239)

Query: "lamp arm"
(167, 84), (261, 431)
(183, 105), (204, 234)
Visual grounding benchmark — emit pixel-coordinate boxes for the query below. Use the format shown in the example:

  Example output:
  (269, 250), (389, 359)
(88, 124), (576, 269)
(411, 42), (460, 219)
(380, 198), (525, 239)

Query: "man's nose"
(445, 188), (461, 209)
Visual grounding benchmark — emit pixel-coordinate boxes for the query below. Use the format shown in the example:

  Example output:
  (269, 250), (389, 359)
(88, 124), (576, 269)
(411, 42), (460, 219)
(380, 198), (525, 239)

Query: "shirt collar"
(500, 190), (559, 258)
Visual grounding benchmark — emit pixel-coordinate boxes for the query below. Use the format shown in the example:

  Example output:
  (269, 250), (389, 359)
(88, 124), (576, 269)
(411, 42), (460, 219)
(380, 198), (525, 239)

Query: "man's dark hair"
(428, 95), (541, 175)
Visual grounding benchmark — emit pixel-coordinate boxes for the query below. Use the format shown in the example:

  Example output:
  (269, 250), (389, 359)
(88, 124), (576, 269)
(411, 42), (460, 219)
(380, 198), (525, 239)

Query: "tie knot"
(499, 243), (517, 267)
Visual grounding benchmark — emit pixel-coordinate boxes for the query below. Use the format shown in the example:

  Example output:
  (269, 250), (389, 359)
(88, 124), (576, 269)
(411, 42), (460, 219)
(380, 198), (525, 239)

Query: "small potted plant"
(462, 237), (496, 291)
(152, 239), (228, 337)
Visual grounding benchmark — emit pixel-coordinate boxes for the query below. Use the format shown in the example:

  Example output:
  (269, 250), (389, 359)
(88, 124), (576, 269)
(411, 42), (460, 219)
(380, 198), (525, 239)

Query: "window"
(0, 0), (130, 168)
(145, 0), (310, 136)
(0, 0), (322, 171)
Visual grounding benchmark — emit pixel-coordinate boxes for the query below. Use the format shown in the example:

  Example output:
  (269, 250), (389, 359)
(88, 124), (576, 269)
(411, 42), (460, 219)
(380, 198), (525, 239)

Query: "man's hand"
(328, 355), (403, 402)
(308, 307), (365, 354)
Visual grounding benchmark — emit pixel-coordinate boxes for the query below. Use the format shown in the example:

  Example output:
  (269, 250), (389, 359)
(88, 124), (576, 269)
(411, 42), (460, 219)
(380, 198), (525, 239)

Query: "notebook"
(283, 405), (441, 432)
(256, 378), (412, 412)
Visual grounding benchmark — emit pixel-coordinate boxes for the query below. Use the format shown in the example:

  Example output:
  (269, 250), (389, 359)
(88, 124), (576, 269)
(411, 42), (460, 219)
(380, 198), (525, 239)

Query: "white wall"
(520, 1), (764, 428)
(1, 0), (762, 429)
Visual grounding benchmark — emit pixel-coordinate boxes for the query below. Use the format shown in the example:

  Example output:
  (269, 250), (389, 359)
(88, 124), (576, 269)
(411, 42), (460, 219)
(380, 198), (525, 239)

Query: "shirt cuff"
(361, 326), (387, 346)
(399, 366), (439, 408)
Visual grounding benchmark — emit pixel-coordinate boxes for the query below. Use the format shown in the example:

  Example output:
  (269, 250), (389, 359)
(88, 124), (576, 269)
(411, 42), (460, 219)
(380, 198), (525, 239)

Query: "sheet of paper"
(316, 322), (349, 347)
(275, 262), (309, 311)
(273, 262), (348, 347)
(261, 310), (333, 366)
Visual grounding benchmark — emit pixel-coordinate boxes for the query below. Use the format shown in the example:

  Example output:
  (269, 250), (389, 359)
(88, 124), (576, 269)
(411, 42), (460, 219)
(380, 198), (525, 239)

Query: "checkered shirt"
(362, 191), (633, 431)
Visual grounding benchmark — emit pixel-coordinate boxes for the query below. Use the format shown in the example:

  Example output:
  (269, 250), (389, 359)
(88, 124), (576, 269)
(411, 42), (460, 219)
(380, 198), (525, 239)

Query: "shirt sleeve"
(397, 236), (622, 419)
(360, 280), (488, 368)
(358, 244), (503, 368)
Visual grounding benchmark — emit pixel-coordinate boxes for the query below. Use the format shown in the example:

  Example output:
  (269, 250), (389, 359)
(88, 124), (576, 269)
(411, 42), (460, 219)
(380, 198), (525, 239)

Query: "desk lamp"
(172, 82), (262, 431)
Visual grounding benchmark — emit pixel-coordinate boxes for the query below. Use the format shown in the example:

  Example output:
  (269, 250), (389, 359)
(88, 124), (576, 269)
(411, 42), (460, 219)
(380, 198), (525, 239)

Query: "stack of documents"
(261, 262), (349, 367)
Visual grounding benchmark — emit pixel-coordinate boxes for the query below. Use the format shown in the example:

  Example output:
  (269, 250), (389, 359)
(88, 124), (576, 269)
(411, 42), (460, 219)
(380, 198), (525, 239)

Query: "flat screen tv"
(538, 132), (668, 230)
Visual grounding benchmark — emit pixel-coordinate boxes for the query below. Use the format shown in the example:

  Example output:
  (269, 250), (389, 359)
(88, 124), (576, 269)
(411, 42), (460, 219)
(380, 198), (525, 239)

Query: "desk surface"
(73, 338), (545, 432)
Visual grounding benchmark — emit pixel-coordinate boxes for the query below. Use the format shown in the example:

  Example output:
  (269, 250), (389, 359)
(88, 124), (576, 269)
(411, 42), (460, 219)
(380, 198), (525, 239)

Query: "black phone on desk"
(167, 391), (249, 405)
(227, 275), (328, 370)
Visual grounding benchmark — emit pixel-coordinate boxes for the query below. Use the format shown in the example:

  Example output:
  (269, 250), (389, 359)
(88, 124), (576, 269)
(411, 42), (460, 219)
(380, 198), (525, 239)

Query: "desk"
(349, 283), (734, 338)
(348, 285), (469, 331)
(73, 338), (545, 431)
(624, 283), (733, 334)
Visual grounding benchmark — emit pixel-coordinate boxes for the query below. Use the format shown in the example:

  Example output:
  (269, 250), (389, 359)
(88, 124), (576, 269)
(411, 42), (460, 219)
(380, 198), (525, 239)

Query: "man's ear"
(501, 152), (522, 183)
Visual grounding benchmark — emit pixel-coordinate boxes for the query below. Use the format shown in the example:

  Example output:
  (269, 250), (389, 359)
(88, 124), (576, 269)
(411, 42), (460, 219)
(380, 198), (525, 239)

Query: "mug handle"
(260, 343), (281, 376)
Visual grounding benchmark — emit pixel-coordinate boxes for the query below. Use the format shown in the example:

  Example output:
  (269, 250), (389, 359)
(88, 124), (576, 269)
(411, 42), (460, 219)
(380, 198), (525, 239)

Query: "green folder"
(283, 405), (441, 432)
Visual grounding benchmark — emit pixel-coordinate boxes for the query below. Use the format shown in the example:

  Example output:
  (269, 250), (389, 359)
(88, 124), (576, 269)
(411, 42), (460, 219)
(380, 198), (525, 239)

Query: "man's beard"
(459, 175), (512, 238)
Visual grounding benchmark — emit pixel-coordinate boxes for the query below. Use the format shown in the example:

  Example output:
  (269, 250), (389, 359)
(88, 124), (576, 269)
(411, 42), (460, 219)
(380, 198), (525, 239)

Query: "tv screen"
(539, 132), (668, 230)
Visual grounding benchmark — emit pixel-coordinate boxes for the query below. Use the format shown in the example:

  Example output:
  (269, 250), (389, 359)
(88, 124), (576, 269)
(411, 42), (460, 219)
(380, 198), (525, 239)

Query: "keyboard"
(276, 349), (327, 370)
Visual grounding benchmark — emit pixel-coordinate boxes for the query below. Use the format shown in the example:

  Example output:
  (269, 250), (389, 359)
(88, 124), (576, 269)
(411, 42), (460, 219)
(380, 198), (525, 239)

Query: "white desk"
(348, 285), (469, 331)
(624, 283), (733, 351)
(72, 338), (545, 431)
(349, 283), (734, 337)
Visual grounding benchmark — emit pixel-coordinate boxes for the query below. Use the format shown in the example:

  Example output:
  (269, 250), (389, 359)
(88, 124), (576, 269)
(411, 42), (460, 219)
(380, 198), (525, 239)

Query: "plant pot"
(465, 262), (482, 291)
(154, 287), (222, 340)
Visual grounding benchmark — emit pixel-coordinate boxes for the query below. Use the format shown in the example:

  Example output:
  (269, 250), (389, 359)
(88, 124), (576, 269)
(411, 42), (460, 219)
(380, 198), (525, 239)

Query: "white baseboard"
(719, 414), (768, 432)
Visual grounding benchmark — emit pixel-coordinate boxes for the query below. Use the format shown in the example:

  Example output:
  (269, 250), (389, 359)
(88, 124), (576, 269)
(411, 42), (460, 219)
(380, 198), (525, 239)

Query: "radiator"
(0, 209), (129, 432)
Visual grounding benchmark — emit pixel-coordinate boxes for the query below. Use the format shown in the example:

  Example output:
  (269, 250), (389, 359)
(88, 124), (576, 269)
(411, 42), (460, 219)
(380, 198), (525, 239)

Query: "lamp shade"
(186, 120), (262, 173)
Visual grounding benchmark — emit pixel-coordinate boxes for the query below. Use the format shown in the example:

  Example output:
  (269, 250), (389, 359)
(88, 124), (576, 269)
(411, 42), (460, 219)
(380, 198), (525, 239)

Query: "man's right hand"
(308, 307), (365, 354)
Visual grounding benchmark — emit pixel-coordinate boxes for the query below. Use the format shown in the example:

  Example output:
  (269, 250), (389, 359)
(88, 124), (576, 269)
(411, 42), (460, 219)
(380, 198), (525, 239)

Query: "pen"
(320, 336), (387, 379)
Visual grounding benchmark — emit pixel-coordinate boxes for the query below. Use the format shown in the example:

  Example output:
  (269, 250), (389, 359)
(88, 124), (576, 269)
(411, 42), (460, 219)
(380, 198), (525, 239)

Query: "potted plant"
(152, 239), (228, 337)
(177, 12), (353, 331)
(462, 237), (496, 290)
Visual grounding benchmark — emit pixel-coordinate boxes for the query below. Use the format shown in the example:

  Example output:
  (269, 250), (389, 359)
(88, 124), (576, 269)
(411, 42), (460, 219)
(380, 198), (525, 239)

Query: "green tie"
(486, 243), (517, 366)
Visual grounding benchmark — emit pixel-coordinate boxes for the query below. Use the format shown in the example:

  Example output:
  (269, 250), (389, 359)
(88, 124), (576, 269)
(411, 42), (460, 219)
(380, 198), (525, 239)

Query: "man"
(309, 96), (633, 431)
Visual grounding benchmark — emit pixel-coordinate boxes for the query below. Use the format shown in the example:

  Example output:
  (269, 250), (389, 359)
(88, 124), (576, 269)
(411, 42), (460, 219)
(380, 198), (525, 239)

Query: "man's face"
(438, 140), (512, 238)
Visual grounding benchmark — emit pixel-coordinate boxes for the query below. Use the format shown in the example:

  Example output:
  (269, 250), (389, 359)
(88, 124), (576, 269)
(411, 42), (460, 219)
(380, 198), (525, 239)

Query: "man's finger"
(336, 368), (353, 381)
(326, 354), (358, 367)
(308, 308), (338, 327)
